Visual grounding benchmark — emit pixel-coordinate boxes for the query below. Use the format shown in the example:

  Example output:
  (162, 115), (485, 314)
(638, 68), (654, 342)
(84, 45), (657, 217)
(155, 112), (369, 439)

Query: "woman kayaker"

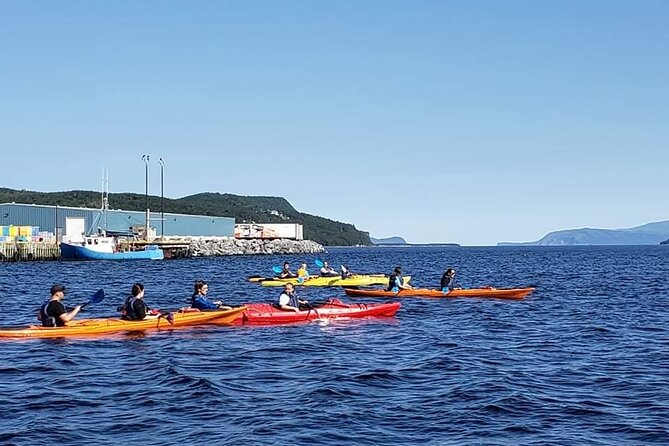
(191, 280), (232, 310)
(278, 261), (297, 279)
(38, 284), (82, 327)
(297, 262), (310, 282)
(387, 267), (412, 292)
(277, 283), (309, 312)
(121, 283), (154, 320)
(319, 261), (340, 277)
(441, 268), (457, 291)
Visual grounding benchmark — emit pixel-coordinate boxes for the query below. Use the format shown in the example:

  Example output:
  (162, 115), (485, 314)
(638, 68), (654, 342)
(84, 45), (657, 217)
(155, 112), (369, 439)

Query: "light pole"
(142, 155), (150, 240)
(159, 157), (165, 238)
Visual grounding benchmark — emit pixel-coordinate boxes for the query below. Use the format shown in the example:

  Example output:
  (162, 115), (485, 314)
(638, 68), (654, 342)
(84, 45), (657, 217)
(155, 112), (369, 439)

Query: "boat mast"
(142, 155), (150, 241)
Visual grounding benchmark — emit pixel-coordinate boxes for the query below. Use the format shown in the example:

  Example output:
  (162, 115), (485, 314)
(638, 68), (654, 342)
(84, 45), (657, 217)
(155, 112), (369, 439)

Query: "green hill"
(0, 188), (371, 246)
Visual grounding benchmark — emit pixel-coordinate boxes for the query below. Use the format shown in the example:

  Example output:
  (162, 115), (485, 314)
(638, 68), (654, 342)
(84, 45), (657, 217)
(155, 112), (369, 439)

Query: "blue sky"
(1, 1), (667, 245)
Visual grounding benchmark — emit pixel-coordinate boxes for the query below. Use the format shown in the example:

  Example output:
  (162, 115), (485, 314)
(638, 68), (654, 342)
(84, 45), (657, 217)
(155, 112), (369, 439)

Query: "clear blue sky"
(1, 1), (667, 245)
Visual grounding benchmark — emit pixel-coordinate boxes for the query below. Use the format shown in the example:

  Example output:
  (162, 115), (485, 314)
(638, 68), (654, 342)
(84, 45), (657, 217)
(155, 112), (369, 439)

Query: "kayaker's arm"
(59, 305), (82, 323)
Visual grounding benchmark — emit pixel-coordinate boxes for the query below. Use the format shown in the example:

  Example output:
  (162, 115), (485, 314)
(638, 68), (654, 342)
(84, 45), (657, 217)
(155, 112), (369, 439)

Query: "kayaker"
(297, 262), (310, 282)
(340, 264), (353, 279)
(319, 261), (340, 277)
(121, 283), (154, 321)
(191, 280), (232, 311)
(277, 283), (309, 312)
(441, 268), (457, 292)
(278, 262), (297, 279)
(387, 267), (412, 292)
(38, 284), (82, 327)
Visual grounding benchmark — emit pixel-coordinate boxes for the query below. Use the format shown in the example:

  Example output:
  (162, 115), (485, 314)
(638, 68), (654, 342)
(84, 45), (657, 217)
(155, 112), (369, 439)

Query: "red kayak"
(235, 299), (401, 325)
(343, 287), (535, 300)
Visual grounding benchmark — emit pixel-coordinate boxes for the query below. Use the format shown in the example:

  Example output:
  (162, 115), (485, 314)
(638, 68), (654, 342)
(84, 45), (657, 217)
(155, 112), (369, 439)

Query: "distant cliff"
(0, 188), (371, 246)
(499, 220), (669, 246)
(371, 236), (407, 245)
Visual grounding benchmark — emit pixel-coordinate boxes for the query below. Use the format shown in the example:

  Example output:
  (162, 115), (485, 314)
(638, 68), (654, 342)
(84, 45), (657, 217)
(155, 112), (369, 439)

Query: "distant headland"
(499, 220), (669, 246)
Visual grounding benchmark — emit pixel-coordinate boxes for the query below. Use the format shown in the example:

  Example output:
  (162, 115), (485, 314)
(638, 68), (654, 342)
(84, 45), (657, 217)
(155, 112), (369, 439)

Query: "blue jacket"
(191, 295), (219, 310)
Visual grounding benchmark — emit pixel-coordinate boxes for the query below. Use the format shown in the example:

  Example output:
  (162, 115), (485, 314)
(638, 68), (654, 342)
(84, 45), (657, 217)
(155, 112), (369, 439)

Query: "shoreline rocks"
(188, 237), (326, 257)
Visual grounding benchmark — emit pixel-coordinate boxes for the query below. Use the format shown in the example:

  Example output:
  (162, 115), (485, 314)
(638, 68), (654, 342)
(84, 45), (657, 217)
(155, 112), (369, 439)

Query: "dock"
(0, 242), (61, 262)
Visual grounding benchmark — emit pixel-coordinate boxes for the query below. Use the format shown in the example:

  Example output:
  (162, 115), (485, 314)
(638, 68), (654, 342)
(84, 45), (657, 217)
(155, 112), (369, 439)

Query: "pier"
(0, 242), (60, 262)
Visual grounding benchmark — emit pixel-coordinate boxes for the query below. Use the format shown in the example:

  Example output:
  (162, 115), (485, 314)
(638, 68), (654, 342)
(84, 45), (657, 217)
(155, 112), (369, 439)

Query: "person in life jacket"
(386, 266), (412, 292)
(278, 262), (297, 279)
(38, 284), (82, 327)
(121, 283), (154, 321)
(277, 283), (309, 312)
(296, 262), (310, 282)
(441, 268), (457, 292)
(191, 280), (232, 311)
(319, 261), (340, 277)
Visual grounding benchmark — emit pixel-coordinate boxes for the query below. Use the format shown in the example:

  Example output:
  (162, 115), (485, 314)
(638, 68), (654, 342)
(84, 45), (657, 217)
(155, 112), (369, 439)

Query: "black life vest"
(39, 301), (58, 327)
(386, 273), (399, 291)
(123, 297), (143, 320)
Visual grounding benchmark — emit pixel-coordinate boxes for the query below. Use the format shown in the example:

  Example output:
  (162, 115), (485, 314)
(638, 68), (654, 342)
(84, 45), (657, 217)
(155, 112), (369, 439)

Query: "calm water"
(0, 246), (668, 445)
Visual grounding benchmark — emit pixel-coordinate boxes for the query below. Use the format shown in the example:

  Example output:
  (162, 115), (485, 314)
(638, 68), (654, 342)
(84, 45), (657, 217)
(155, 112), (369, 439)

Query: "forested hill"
(0, 188), (371, 246)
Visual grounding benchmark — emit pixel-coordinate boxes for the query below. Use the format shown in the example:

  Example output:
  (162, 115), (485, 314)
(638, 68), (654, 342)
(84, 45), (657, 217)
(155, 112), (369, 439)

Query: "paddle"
(79, 289), (105, 310)
(272, 265), (283, 274)
(314, 259), (324, 268)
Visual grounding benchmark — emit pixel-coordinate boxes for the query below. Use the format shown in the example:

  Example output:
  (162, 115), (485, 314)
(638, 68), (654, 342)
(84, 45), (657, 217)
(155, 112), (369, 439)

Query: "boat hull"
(343, 287), (535, 300)
(60, 242), (164, 260)
(0, 307), (246, 338)
(257, 275), (411, 287)
(235, 299), (401, 325)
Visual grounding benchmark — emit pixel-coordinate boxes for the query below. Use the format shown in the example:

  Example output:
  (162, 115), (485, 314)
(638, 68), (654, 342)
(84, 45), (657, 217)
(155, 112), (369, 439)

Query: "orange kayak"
(343, 287), (535, 300)
(0, 307), (246, 339)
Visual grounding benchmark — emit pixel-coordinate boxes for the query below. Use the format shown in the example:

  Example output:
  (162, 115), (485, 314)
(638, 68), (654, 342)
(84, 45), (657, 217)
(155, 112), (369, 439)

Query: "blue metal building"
(0, 203), (234, 237)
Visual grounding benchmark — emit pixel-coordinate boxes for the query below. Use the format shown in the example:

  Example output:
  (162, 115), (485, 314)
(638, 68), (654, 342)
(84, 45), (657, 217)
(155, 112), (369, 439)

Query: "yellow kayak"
(258, 275), (411, 287)
(0, 307), (246, 339)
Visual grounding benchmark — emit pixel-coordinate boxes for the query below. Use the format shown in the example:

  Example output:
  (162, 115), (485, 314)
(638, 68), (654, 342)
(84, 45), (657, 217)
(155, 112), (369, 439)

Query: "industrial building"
(0, 203), (235, 239)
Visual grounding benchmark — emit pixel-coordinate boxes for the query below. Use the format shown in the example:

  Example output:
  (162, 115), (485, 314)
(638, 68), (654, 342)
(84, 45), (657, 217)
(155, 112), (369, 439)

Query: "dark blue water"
(1, 246), (668, 445)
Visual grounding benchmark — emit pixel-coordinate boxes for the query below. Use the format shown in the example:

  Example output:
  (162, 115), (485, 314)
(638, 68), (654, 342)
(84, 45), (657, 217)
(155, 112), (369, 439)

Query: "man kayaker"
(191, 280), (232, 310)
(277, 283), (309, 312)
(278, 262), (297, 279)
(387, 267), (412, 292)
(441, 268), (457, 292)
(38, 284), (82, 327)
(319, 261), (340, 277)
(121, 283), (155, 320)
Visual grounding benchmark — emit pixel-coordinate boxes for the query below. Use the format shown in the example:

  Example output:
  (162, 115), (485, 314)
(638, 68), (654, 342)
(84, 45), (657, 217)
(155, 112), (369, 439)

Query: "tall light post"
(142, 155), (150, 240)
(158, 157), (165, 238)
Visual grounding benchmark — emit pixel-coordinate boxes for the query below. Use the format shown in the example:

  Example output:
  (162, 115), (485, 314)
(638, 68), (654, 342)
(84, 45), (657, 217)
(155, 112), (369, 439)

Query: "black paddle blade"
(80, 289), (106, 309)
(90, 289), (105, 304)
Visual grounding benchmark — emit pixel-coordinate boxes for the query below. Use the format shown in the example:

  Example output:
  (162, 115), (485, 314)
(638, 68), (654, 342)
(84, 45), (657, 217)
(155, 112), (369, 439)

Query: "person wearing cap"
(38, 284), (82, 327)
(386, 266), (412, 292)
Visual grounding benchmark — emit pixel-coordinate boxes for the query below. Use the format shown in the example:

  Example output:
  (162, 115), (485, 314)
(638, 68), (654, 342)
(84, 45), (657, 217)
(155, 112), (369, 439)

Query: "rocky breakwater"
(189, 237), (326, 257)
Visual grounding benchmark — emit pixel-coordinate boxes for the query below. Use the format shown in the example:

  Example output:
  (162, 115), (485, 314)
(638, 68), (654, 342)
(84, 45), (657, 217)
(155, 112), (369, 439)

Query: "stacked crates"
(0, 225), (54, 243)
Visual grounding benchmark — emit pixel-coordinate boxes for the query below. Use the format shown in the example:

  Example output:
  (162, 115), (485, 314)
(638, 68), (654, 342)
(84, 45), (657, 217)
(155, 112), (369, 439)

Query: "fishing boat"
(59, 173), (164, 261)
(60, 233), (164, 260)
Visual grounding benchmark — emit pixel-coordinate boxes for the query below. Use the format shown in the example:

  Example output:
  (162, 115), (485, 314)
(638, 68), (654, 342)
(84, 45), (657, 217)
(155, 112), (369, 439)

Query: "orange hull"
(0, 307), (246, 339)
(343, 287), (535, 300)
